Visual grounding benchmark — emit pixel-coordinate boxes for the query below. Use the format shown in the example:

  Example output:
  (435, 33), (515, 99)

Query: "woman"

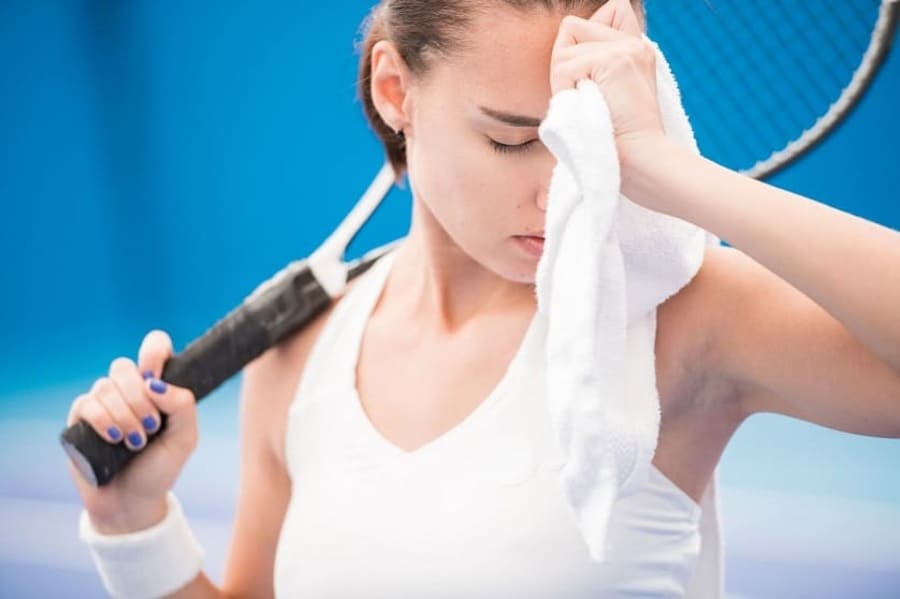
(67, 0), (900, 597)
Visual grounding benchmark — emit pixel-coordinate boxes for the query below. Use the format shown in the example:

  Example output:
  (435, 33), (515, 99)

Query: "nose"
(536, 185), (549, 212)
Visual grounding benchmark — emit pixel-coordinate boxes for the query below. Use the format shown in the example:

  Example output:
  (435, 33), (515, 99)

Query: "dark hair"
(356, 0), (646, 180)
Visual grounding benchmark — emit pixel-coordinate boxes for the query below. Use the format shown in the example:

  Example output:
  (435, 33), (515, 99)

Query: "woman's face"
(399, 7), (581, 284)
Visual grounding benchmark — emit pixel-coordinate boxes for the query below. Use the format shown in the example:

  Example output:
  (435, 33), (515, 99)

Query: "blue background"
(1, 1), (898, 597)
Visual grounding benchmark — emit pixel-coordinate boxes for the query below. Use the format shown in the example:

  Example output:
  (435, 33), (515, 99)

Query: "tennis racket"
(60, 162), (399, 486)
(645, 0), (899, 179)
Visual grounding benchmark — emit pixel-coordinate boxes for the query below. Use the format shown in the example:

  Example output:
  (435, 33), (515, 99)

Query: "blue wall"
(0, 1), (409, 394)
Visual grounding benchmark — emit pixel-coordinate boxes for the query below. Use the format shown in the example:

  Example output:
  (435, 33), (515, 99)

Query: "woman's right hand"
(65, 330), (199, 534)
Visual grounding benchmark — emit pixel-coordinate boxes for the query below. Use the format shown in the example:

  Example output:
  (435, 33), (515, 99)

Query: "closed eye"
(489, 138), (539, 154)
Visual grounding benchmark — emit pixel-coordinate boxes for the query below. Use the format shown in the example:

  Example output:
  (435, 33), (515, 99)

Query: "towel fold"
(535, 35), (720, 563)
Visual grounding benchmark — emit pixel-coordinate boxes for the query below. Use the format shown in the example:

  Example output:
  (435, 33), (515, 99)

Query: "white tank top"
(274, 250), (724, 598)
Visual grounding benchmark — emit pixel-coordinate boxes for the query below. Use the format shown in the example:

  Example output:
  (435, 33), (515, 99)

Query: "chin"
(446, 237), (539, 286)
(506, 267), (539, 286)
(484, 252), (540, 286)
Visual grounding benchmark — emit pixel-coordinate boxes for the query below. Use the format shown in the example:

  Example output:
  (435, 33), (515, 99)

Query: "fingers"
(67, 392), (122, 444)
(137, 329), (174, 380)
(551, 40), (650, 95)
(68, 369), (197, 451)
(149, 378), (199, 454)
(552, 0), (644, 56)
(142, 369), (196, 425)
(551, 12), (651, 94)
(67, 328), (198, 453)
(556, 14), (630, 49)
(589, 0), (643, 37)
(109, 357), (162, 446)
(135, 329), (195, 417)
(89, 374), (149, 450)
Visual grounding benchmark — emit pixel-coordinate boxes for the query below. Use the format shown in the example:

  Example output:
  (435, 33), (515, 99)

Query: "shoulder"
(241, 277), (362, 468)
(220, 278), (363, 595)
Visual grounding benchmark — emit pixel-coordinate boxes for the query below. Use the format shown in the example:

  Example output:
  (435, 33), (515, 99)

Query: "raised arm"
(621, 135), (900, 437)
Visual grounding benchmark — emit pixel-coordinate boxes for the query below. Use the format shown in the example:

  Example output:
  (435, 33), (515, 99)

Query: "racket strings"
(658, 2), (793, 168)
(747, 12), (844, 135)
(651, 8), (770, 160)
(645, 0), (892, 178)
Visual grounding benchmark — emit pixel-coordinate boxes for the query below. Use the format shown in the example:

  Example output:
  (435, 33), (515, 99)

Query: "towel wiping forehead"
(534, 34), (720, 563)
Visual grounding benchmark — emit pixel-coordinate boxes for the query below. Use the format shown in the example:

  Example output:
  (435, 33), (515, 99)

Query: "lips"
(514, 234), (545, 257)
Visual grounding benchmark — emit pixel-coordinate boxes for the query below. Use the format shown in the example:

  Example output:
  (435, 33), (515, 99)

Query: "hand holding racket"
(60, 163), (399, 488)
(64, 331), (200, 532)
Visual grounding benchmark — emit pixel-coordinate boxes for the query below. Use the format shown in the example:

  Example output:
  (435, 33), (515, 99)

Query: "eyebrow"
(477, 105), (542, 128)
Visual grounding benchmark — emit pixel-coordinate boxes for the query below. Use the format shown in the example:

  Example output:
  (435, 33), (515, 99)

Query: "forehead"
(426, 6), (584, 114)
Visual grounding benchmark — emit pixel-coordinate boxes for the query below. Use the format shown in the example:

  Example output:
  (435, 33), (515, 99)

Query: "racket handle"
(59, 259), (333, 486)
(59, 245), (396, 486)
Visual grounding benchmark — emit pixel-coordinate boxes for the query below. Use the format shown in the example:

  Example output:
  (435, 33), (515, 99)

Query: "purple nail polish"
(142, 370), (154, 380)
(142, 415), (157, 432)
(107, 426), (122, 441)
(127, 431), (143, 448)
(149, 378), (167, 394)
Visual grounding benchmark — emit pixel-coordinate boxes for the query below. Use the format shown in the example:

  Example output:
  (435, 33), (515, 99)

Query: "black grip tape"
(59, 260), (335, 486)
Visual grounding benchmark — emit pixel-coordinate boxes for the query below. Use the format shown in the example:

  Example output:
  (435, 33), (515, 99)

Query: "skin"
(66, 1), (900, 596)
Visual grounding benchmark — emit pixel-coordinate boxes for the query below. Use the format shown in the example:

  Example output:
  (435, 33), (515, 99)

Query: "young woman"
(66, 0), (900, 596)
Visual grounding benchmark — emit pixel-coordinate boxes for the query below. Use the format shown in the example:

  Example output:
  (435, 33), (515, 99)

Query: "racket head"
(645, 0), (900, 179)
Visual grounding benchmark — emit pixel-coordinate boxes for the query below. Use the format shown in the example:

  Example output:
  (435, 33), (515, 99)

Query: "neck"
(381, 198), (535, 335)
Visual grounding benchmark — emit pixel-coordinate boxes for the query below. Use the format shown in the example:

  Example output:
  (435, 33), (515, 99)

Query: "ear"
(370, 40), (413, 132)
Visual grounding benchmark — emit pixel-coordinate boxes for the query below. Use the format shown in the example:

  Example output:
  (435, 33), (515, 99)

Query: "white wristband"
(78, 491), (205, 599)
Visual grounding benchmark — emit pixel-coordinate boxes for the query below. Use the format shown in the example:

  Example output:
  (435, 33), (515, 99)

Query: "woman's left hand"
(550, 0), (665, 153)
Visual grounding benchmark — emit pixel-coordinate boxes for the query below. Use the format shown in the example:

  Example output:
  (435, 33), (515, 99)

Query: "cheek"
(405, 120), (543, 283)
(443, 156), (523, 240)
(411, 125), (507, 227)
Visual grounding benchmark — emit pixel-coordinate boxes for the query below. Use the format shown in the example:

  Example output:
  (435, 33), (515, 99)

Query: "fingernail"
(142, 370), (154, 380)
(149, 378), (167, 394)
(107, 426), (122, 441)
(142, 415), (158, 433)
(127, 431), (144, 449)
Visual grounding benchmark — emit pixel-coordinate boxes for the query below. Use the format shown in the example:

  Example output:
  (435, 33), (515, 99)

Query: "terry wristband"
(78, 491), (205, 599)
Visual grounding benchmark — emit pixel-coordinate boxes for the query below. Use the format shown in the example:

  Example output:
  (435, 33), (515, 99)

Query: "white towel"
(534, 36), (721, 563)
